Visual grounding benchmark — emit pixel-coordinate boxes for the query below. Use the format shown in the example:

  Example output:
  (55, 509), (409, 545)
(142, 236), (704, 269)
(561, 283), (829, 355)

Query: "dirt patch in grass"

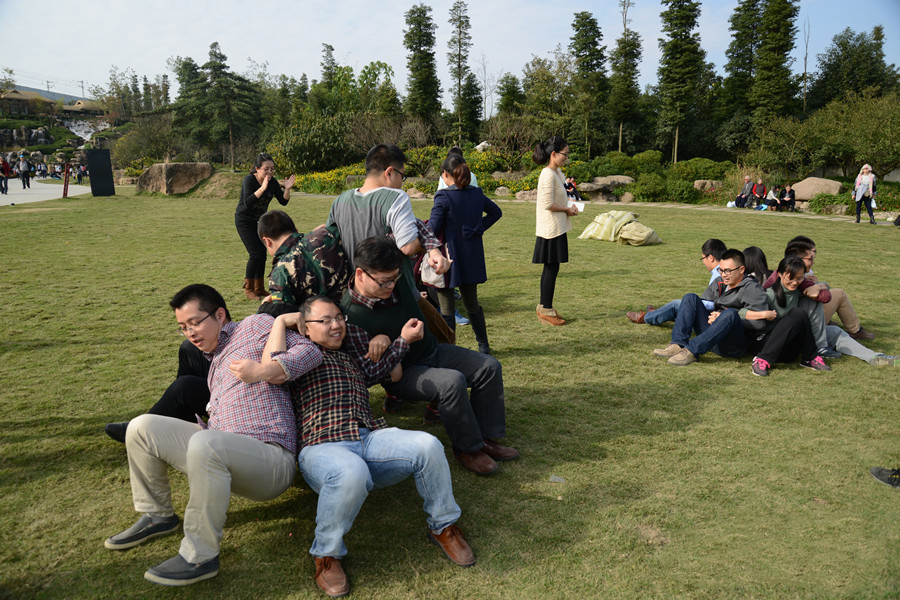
(6, 207), (71, 213)
(637, 524), (669, 547)
(188, 171), (243, 200)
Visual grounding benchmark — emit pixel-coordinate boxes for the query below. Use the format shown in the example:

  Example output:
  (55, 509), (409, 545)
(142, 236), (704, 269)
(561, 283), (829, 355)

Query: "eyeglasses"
(557, 151), (569, 157)
(177, 312), (212, 335)
(391, 167), (407, 183)
(719, 267), (744, 276)
(305, 314), (346, 326)
(701, 254), (711, 261)
(363, 269), (401, 288)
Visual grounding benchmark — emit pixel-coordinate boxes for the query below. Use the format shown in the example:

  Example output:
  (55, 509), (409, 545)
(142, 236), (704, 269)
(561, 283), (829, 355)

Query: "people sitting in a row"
(733, 177), (795, 212)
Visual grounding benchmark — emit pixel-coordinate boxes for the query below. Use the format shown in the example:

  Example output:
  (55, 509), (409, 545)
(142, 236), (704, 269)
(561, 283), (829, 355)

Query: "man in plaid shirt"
(104, 284), (322, 587)
(263, 296), (475, 598)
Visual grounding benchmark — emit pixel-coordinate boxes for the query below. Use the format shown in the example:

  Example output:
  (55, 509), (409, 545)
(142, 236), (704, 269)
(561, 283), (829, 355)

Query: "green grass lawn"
(1, 188), (898, 599)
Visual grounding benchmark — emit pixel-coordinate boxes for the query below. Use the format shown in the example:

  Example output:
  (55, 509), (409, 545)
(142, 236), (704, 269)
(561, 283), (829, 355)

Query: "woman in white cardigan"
(532, 136), (578, 326)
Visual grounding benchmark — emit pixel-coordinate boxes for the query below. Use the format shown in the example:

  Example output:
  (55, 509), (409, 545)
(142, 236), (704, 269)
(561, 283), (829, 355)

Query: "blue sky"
(3, 0), (898, 115)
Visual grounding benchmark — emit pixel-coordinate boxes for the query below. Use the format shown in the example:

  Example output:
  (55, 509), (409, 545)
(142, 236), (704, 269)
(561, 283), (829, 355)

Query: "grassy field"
(1, 186), (898, 600)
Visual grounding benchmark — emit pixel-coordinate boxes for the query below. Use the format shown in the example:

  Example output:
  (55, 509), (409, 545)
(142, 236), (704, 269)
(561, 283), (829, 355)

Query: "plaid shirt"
(206, 314), (323, 454)
(289, 323), (409, 449)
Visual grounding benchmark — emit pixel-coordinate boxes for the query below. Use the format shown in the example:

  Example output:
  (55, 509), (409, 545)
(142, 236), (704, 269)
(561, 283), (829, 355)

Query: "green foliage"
(667, 157), (733, 182)
(722, 0), (761, 116)
(402, 145), (445, 177)
(749, 0), (799, 128)
(628, 172), (667, 201)
(808, 26), (900, 110)
(666, 177), (702, 203)
(267, 113), (352, 174)
(496, 73), (525, 115)
(294, 162), (365, 194)
(632, 149), (663, 174)
(404, 3), (442, 125)
(607, 2), (643, 154)
(807, 192), (847, 214)
(447, 0), (474, 145)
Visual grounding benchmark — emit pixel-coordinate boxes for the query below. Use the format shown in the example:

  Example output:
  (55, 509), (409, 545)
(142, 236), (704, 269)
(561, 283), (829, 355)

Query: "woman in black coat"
(235, 153), (295, 299)
(428, 153), (502, 354)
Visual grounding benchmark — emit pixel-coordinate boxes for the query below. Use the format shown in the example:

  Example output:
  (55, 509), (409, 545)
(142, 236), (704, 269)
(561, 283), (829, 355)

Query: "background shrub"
(666, 178), (702, 203)
(632, 150), (664, 175)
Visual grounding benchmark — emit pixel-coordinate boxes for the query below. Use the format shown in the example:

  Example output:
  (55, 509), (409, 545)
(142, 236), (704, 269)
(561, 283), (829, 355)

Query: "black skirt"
(532, 233), (568, 264)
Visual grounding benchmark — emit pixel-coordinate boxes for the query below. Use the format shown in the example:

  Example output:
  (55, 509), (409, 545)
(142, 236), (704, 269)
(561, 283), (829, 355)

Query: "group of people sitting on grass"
(733, 175), (796, 211)
(626, 236), (895, 376)
(102, 145), (515, 596)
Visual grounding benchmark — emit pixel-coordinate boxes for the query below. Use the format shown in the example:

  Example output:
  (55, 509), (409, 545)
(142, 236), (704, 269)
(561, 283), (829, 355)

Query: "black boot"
(442, 313), (456, 332)
(467, 307), (491, 354)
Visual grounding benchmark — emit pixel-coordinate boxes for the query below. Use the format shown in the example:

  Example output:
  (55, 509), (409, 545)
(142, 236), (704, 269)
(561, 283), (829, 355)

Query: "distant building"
(0, 89), (55, 115)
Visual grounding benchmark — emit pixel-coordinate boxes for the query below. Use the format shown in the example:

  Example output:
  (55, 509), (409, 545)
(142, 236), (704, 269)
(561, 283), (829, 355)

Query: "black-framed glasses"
(719, 267), (744, 276)
(391, 167), (407, 183)
(362, 268), (401, 288)
(701, 254), (711, 261)
(557, 151), (569, 157)
(305, 314), (347, 326)
(177, 312), (212, 335)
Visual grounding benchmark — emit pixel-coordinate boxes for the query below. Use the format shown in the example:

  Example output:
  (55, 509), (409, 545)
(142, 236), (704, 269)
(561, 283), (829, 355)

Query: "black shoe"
(105, 514), (180, 550)
(423, 404), (441, 425)
(144, 553), (219, 586)
(105, 421), (129, 443)
(818, 348), (841, 359)
(870, 467), (900, 489)
(383, 393), (402, 413)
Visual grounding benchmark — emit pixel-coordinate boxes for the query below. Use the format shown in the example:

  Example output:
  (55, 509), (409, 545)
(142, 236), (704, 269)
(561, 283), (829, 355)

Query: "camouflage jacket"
(268, 224), (351, 308)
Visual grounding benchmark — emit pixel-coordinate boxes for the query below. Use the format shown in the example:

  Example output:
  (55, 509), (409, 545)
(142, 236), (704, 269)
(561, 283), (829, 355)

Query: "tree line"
(93, 0), (899, 180)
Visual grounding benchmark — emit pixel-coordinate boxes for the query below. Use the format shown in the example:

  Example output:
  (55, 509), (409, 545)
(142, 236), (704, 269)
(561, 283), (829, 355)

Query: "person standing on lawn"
(236, 153), (296, 300)
(532, 136), (578, 326)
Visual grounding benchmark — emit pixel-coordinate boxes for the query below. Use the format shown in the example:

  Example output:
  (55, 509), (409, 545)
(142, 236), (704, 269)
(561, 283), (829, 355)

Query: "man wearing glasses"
(263, 296), (474, 597)
(105, 284), (322, 586)
(653, 248), (770, 366)
(342, 236), (517, 476)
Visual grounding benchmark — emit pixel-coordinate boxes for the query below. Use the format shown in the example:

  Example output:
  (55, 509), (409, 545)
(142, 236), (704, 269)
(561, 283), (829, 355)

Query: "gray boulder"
(694, 179), (723, 191)
(793, 177), (843, 201)
(620, 191), (635, 203)
(516, 189), (537, 201)
(136, 162), (214, 195)
(495, 186), (511, 197)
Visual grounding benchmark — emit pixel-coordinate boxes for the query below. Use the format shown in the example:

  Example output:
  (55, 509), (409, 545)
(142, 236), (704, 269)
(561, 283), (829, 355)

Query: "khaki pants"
(822, 288), (860, 334)
(126, 414), (296, 563)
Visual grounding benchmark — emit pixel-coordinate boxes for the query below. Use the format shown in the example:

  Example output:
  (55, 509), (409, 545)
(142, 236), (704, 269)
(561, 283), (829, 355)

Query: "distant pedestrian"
(17, 156), (30, 189)
(853, 164), (877, 225)
(0, 156), (10, 194)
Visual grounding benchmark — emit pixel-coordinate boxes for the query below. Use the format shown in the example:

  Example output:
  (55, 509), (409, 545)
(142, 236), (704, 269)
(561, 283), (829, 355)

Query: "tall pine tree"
(404, 3), (441, 127)
(607, 0), (642, 153)
(448, 0), (474, 144)
(749, 0), (799, 127)
(569, 11), (608, 156)
(722, 0), (761, 116)
(656, 0), (707, 162)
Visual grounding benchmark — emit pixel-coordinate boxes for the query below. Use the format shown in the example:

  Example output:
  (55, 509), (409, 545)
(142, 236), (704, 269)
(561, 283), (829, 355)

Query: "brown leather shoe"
(427, 524), (476, 567)
(314, 557), (349, 598)
(454, 449), (498, 475)
(482, 439), (519, 461)
(537, 306), (566, 326)
(626, 310), (646, 324)
(849, 326), (875, 340)
(253, 278), (268, 299)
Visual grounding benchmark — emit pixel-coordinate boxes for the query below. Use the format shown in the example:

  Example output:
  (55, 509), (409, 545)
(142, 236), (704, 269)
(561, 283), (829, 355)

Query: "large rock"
(406, 187), (426, 199)
(792, 177), (843, 201)
(590, 175), (634, 190)
(475, 141), (492, 152)
(620, 191), (635, 203)
(516, 189), (537, 201)
(30, 151), (44, 163)
(694, 179), (723, 191)
(495, 186), (511, 197)
(136, 162), (214, 195)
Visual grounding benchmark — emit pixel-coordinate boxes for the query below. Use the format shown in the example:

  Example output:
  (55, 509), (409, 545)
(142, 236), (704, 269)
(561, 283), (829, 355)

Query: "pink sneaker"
(800, 356), (831, 371)
(751, 356), (771, 376)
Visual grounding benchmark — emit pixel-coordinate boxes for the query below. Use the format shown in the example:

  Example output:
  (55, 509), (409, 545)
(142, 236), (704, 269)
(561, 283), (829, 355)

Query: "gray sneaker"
(653, 343), (683, 358)
(870, 467), (900, 489)
(870, 355), (897, 367)
(144, 553), (220, 586)
(104, 514), (180, 550)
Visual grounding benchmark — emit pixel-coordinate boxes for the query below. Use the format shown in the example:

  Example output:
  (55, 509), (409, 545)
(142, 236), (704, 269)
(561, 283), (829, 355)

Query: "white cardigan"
(535, 167), (572, 239)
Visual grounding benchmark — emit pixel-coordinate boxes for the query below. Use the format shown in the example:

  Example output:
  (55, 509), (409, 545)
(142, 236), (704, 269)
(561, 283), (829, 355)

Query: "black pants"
(540, 263), (560, 308)
(21, 173), (30, 189)
(856, 197), (874, 221)
(147, 339), (211, 422)
(756, 308), (816, 364)
(236, 214), (266, 279)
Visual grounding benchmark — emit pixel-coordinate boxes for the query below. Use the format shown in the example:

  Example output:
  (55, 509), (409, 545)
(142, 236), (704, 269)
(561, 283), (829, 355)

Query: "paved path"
(0, 180), (92, 207)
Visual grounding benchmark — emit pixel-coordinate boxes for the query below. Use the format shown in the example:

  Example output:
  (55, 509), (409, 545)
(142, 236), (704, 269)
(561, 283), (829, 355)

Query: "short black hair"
(720, 248), (745, 267)
(169, 284), (231, 321)
(353, 236), (404, 273)
(299, 295), (338, 320)
(258, 210), (298, 241)
(365, 144), (406, 176)
(701, 238), (727, 261)
(784, 239), (815, 259)
(788, 235), (815, 247)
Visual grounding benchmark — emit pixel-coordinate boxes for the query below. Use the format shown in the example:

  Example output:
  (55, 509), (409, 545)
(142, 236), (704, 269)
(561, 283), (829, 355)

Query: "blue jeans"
(671, 293), (748, 358)
(645, 299), (681, 326)
(385, 343), (506, 453)
(0, 176), (7, 194)
(297, 427), (461, 559)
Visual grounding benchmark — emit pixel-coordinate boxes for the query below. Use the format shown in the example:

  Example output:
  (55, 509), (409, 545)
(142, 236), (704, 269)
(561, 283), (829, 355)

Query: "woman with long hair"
(532, 136), (578, 326)
(750, 257), (831, 376)
(235, 153), (295, 300)
(853, 164), (877, 224)
(428, 153), (502, 354)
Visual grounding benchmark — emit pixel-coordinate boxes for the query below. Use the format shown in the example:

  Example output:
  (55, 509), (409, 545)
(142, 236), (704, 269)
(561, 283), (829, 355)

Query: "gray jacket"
(701, 276), (769, 330)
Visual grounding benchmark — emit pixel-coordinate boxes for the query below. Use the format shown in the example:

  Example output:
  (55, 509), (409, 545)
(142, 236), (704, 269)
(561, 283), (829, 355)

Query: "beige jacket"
(535, 167), (571, 239)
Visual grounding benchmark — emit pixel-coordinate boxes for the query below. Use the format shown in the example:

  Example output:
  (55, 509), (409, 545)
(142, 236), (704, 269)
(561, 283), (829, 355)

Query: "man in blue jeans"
(627, 238), (726, 325)
(264, 296), (475, 598)
(653, 248), (769, 366)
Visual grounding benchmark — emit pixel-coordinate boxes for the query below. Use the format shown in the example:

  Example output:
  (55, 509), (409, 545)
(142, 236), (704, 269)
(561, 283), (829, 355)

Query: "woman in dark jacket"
(428, 153), (502, 353)
(235, 153), (295, 299)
